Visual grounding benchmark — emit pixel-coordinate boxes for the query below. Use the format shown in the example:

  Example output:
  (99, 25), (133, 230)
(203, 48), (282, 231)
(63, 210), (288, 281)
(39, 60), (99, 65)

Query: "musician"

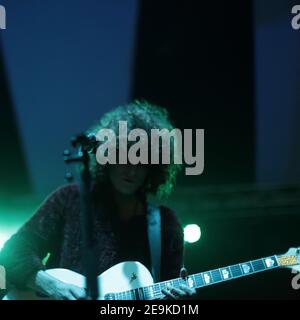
(0, 101), (196, 300)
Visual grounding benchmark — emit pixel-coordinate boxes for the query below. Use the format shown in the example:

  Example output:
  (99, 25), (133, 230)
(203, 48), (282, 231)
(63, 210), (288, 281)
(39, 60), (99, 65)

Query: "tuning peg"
(180, 267), (188, 280)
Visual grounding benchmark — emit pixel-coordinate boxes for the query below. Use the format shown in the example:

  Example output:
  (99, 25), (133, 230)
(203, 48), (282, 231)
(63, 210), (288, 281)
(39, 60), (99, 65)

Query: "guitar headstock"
(277, 247), (300, 272)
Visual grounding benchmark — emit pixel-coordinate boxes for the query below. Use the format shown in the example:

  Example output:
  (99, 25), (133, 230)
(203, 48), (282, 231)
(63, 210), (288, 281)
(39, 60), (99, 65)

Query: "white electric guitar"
(3, 247), (300, 300)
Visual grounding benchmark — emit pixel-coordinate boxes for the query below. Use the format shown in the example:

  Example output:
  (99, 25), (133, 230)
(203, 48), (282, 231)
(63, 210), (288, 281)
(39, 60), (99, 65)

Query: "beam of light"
(0, 231), (12, 250)
(184, 224), (201, 243)
(0, 207), (36, 250)
(0, 226), (20, 250)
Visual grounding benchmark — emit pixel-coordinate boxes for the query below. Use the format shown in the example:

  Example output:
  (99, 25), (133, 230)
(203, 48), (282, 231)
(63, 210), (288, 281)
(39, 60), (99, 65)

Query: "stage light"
(184, 224), (201, 243)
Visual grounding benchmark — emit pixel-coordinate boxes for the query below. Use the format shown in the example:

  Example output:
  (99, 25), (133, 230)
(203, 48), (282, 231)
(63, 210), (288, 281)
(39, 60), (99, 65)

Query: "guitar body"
(3, 261), (154, 300)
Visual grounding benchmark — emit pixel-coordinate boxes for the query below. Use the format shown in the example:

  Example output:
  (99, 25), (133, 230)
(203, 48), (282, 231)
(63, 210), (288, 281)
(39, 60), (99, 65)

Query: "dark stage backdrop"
(131, 0), (255, 186)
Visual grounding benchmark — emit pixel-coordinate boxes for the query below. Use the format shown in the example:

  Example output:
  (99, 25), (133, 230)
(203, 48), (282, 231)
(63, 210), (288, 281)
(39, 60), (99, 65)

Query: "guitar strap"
(147, 203), (161, 283)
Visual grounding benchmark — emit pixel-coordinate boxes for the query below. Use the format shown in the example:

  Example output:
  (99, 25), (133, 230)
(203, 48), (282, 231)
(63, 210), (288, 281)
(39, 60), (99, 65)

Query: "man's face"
(108, 164), (148, 195)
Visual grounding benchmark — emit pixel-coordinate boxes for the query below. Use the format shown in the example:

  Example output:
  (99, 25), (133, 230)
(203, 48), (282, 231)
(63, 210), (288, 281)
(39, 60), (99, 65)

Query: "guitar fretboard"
(104, 255), (279, 300)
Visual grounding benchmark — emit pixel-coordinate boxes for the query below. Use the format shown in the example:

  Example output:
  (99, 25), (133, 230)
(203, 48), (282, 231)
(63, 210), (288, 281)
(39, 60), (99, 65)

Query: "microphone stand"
(63, 134), (99, 300)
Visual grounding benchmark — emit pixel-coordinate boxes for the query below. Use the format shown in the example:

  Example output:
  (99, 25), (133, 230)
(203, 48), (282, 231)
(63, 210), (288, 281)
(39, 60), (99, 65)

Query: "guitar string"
(114, 256), (279, 299)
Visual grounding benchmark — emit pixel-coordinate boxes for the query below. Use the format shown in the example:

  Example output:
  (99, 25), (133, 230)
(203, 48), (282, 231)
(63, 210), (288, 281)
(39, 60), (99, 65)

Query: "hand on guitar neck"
(161, 267), (196, 300)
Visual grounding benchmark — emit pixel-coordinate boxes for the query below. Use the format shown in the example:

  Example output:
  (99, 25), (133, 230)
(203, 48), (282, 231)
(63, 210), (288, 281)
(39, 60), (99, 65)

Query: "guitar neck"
(155, 255), (280, 299)
(108, 254), (281, 300)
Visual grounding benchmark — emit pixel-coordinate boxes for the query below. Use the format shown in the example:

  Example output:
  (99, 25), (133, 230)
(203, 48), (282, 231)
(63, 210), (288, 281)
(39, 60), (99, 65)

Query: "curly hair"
(87, 100), (182, 198)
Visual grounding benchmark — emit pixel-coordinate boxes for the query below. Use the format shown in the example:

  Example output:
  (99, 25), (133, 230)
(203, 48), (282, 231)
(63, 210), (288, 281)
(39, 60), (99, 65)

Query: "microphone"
(71, 133), (100, 154)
